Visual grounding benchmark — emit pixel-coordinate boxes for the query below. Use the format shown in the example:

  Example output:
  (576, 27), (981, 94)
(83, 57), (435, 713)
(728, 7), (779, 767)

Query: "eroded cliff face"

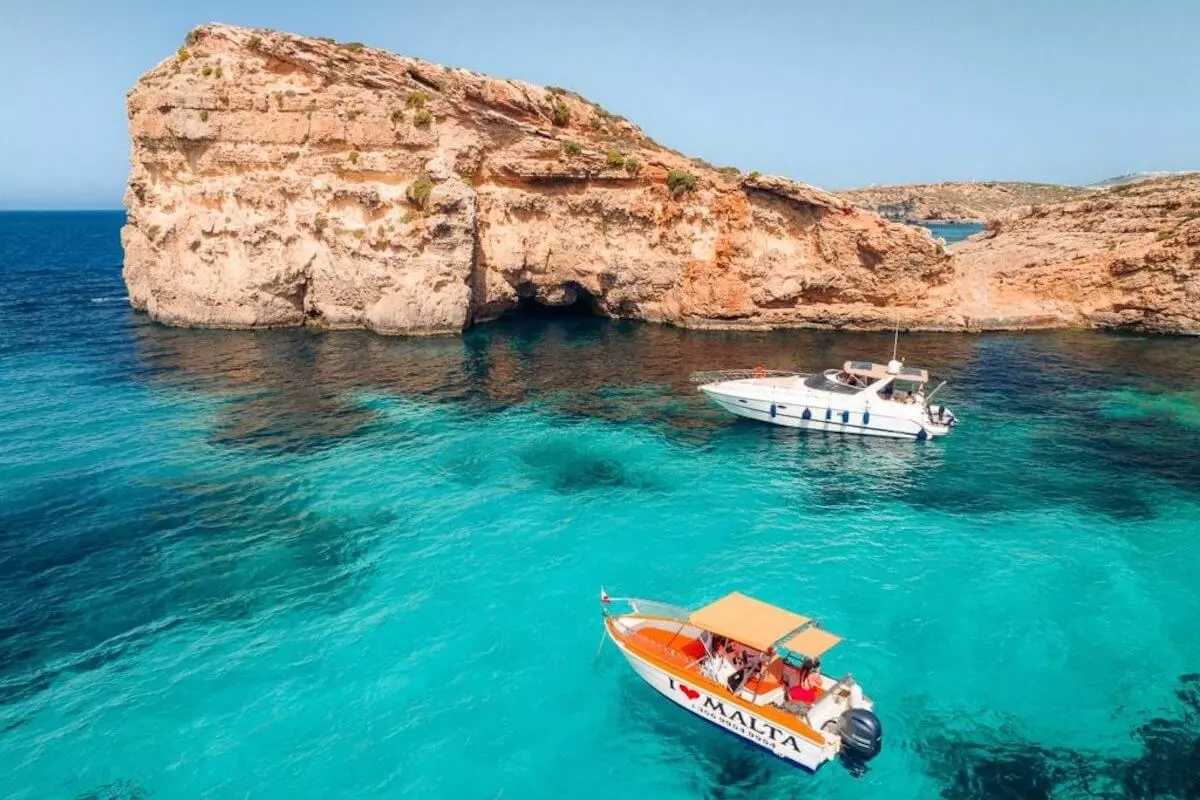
(953, 175), (1200, 334)
(122, 24), (955, 335)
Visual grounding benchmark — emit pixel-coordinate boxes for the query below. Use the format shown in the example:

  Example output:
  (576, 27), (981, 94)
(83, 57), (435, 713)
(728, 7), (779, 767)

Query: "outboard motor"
(837, 708), (883, 764)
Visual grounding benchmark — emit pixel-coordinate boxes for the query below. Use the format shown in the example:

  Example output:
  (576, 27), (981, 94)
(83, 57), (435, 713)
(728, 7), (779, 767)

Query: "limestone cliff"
(121, 24), (955, 335)
(838, 182), (1088, 224)
(952, 174), (1200, 334)
(123, 25), (1198, 337)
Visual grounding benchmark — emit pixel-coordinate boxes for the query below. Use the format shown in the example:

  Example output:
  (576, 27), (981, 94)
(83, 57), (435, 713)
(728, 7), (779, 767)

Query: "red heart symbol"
(679, 684), (699, 700)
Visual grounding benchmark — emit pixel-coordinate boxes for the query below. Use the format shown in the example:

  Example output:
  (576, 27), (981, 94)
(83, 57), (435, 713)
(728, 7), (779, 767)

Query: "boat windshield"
(804, 373), (860, 395)
(880, 378), (925, 403)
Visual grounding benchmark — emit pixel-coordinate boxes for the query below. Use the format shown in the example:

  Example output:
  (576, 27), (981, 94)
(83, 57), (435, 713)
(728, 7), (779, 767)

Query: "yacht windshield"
(881, 378), (925, 403)
(805, 373), (860, 395)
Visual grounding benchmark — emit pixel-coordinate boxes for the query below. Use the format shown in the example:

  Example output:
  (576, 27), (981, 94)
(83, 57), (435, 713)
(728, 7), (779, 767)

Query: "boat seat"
(679, 638), (707, 662)
(628, 627), (706, 667)
(744, 674), (782, 695)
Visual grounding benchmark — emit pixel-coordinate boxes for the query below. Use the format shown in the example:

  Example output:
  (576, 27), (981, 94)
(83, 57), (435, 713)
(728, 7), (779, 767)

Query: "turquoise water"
(2, 211), (1200, 799)
(924, 222), (983, 243)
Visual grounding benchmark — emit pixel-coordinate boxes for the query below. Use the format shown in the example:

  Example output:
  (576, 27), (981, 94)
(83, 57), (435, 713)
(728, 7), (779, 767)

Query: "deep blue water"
(2, 211), (1200, 799)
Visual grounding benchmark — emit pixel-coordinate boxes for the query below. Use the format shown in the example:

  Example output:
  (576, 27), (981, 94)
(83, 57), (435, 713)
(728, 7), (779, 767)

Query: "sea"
(1, 211), (1199, 799)
(923, 222), (983, 244)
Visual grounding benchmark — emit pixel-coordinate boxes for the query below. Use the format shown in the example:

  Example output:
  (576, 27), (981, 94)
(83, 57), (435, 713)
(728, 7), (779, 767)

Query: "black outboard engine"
(837, 708), (883, 764)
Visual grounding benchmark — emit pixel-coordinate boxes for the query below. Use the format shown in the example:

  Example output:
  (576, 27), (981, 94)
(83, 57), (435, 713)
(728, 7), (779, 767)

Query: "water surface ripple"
(2, 212), (1199, 799)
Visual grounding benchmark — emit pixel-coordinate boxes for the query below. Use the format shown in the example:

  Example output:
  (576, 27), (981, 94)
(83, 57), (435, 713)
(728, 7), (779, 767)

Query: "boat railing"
(689, 369), (804, 384)
(804, 673), (859, 726)
(606, 596), (691, 622)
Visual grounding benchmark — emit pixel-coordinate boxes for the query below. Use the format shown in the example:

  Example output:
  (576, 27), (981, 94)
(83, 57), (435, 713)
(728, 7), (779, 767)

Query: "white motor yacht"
(692, 357), (957, 440)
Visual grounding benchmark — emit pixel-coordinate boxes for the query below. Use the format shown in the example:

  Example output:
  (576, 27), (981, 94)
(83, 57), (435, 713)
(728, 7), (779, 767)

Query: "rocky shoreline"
(122, 25), (1199, 337)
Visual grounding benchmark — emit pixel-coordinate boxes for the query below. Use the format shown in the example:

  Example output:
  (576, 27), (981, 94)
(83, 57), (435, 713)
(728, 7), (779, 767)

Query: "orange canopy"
(780, 626), (842, 659)
(689, 592), (809, 651)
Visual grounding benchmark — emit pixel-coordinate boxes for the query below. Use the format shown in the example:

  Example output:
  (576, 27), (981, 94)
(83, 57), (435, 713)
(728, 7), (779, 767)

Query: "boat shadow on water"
(615, 667), (1200, 799)
(613, 669), (792, 798)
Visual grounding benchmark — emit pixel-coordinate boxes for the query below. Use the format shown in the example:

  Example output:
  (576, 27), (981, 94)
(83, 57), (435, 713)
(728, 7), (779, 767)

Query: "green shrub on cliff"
(551, 98), (571, 127)
(146, 224), (160, 241)
(748, 170), (761, 180)
(405, 90), (429, 110)
(407, 175), (434, 210)
(606, 150), (627, 168)
(342, 42), (365, 53)
(413, 109), (432, 128)
(199, 110), (209, 122)
(563, 141), (582, 157)
(348, 151), (359, 165)
(201, 65), (213, 77)
(314, 214), (328, 235)
(177, 47), (191, 63)
(624, 158), (641, 176)
(390, 108), (404, 124)
(667, 169), (698, 198)
(247, 35), (262, 51)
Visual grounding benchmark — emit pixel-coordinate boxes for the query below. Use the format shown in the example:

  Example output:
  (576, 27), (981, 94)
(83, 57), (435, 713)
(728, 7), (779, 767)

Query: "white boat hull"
(612, 636), (836, 772)
(700, 380), (952, 440)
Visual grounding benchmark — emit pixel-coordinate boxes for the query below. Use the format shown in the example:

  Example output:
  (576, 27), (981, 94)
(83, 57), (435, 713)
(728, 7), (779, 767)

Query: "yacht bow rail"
(689, 369), (804, 384)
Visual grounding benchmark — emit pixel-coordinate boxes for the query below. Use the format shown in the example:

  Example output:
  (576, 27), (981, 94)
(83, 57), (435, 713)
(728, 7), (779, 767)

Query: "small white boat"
(692, 357), (957, 440)
(601, 590), (882, 773)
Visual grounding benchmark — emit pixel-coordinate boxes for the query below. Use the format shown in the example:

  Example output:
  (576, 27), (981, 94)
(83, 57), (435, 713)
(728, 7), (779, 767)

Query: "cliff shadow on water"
(120, 314), (1200, 508)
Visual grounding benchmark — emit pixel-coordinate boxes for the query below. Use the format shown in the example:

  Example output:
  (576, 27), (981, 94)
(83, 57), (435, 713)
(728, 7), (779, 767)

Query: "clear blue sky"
(1, 0), (1197, 208)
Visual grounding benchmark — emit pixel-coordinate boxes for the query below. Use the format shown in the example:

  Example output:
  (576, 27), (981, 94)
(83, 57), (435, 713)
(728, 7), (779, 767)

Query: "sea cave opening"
(513, 280), (603, 318)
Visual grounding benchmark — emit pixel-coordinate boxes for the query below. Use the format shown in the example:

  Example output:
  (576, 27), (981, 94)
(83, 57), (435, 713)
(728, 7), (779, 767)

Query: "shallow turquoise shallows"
(2, 212), (1199, 799)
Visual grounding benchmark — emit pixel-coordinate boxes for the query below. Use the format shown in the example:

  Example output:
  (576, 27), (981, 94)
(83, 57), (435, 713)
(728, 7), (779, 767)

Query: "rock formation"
(838, 182), (1089, 225)
(121, 24), (954, 335)
(953, 174), (1200, 334)
(122, 25), (1199, 337)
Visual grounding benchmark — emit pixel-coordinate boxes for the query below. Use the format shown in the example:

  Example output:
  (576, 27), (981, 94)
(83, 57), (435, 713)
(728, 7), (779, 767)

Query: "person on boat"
(726, 664), (747, 693)
(787, 658), (823, 705)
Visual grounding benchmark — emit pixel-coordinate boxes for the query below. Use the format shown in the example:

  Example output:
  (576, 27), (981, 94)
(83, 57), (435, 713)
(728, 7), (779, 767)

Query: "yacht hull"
(700, 382), (950, 440)
(609, 629), (833, 772)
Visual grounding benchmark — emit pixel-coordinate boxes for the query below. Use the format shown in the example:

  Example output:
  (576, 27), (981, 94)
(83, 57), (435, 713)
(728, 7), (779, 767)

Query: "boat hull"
(700, 384), (949, 440)
(611, 632), (835, 771)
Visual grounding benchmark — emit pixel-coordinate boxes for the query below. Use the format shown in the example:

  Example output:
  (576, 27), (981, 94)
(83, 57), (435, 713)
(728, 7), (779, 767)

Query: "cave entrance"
(514, 280), (603, 318)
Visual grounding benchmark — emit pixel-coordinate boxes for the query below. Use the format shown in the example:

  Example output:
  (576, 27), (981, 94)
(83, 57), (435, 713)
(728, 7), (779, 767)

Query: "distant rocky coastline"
(837, 181), (1089, 225)
(121, 25), (1199, 336)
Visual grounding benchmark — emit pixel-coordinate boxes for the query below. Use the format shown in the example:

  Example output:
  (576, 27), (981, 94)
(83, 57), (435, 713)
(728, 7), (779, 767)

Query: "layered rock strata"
(122, 25), (1198, 336)
(953, 174), (1200, 333)
(122, 24), (954, 335)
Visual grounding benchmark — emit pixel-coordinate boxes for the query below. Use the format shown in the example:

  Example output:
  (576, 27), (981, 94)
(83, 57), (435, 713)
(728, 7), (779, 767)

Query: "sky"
(0, 0), (1197, 209)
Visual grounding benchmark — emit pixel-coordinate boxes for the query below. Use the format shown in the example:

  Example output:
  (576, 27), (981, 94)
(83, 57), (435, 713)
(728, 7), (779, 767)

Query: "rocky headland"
(838, 181), (1089, 225)
(122, 24), (954, 335)
(122, 25), (1199, 336)
(953, 174), (1200, 334)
